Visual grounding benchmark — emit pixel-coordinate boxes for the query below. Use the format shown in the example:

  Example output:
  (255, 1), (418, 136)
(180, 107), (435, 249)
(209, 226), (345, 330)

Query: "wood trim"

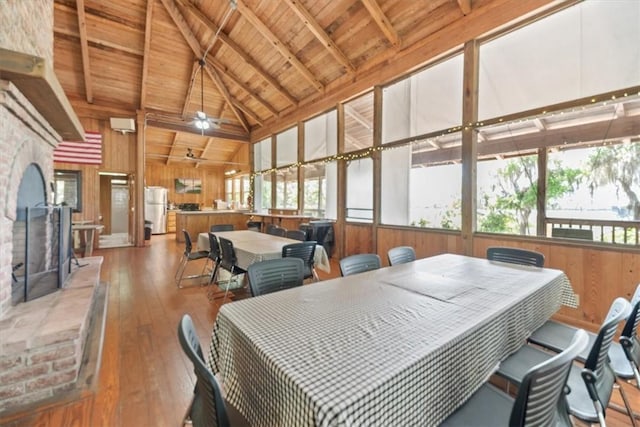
(139, 0), (154, 109)
(461, 40), (479, 255)
(457, 0), (472, 15)
(537, 147), (547, 236)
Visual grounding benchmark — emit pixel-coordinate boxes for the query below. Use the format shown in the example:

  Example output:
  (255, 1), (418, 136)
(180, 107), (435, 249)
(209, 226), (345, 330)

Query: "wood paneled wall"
(144, 164), (225, 209)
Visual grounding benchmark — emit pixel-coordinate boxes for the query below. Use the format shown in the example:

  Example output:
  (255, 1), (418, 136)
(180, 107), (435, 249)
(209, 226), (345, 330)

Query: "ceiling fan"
(191, 1), (237, 134)
(184, 148), (200, 161)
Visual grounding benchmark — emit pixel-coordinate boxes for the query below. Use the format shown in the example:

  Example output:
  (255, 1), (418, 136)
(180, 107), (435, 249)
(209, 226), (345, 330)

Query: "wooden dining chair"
(247, 258), (304, 297)
(339, 253), (381, 277)
(387, 246), (416, 266)
(486, 246), (544, 267)
(440, 329), (589, 427)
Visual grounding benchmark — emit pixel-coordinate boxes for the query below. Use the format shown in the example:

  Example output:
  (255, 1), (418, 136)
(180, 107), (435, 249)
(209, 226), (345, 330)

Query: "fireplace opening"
(11, 163), (73, 304)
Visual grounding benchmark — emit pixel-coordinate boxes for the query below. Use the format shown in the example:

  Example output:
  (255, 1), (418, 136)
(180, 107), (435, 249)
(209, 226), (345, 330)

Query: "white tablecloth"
(208, 253), (577, 426)
(197, 230), (330, 273)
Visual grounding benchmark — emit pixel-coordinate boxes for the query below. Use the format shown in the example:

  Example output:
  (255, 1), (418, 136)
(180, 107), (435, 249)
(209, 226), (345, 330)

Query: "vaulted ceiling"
(51, 0), (535, 168)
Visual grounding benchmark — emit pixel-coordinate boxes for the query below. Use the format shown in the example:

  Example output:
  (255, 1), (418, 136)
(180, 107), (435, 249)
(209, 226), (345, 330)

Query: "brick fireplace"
(0, 0), (102, 412)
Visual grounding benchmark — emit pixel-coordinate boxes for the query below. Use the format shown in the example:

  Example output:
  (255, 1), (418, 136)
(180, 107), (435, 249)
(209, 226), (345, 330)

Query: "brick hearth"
(0, 257), (103, 410)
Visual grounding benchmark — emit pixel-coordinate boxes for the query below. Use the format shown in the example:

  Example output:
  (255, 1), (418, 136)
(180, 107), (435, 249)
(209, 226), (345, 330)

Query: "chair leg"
(181, 393), (195, 426)
(312, 267), (319, 282)
(614, 379), (638, 427)
(175, 255), (188, 287)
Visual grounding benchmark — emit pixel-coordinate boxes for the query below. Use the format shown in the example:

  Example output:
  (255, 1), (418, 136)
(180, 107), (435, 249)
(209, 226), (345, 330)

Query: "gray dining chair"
(247, 258), (304, 297)
(440, 329), (589, 427)
(387, 246), (416, 266)
(175, 230), (210, 288)
(285, 229), (306, 242)
(177, 314), (248, 427)
(210, 224), (234, 232)
(495, 297), (633, 427)
(268, 226), (287, 237)
(213, 237), (248, 305)
(339, 253), (381, 277)
(282, 241), (318, 282)
(486, 246), (544, 267)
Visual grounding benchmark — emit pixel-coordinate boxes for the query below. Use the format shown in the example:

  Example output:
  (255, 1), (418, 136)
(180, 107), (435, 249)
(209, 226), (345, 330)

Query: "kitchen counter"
(175, 210), (251, 243)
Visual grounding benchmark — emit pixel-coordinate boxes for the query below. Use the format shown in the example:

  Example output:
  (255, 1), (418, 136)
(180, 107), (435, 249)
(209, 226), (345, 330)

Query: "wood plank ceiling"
(52, 0), (477, 168)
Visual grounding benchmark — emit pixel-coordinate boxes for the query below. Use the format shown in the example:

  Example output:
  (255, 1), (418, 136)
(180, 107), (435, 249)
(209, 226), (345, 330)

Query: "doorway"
(98, 172), (134, 248)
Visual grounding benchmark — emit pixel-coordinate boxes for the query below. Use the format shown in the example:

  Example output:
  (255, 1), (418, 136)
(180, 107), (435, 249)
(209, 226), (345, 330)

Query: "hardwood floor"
(0, 233), (638, 426)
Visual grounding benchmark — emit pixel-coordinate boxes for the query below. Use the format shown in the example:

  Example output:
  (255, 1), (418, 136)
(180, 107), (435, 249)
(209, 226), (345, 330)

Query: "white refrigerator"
(144, 186), (168, 234)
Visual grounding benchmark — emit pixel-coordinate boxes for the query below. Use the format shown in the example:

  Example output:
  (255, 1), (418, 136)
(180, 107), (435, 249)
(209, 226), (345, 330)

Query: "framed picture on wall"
(175, 178), (202, 194)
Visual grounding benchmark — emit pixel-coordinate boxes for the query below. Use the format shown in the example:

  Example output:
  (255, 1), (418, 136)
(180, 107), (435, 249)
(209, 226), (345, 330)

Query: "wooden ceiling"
(51, 0), (534, 168)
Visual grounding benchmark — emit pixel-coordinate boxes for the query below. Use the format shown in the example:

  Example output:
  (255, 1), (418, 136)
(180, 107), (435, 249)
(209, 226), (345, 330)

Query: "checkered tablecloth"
(208, 253), (577, 426)
(197, 230), (331, 272)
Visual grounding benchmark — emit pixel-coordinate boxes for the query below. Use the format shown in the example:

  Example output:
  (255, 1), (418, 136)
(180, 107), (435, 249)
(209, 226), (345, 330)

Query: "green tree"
(479, 156), (582, 234)
(588, 142), (640, 219)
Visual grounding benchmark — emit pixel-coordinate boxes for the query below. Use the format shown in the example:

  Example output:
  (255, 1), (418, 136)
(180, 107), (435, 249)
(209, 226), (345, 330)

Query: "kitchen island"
(175, 210), (250, 243)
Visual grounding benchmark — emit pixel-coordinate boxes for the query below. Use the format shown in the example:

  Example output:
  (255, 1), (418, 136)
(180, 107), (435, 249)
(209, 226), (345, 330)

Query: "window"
(225, 175), (250, 207)
(276, 127), (297, 167)
(344, 92), (373, 153)
(479, 1), (640, 120)
(254, 138), (272, 171)
(346, 158), (373, 222)
(380, 54), (463, 228)
(381, 134), (462, 228)
(305, 110), (337, 160)
(303, 163), (337, 219)
(254, 174), (272, 211)
(382, 54), (463, 143)
(275, 169), (298, 209)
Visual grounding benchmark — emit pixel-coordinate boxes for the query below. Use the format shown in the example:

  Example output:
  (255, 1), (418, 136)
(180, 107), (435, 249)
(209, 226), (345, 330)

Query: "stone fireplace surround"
(0, 79), (104, 413)
(0, 1), (103, 412)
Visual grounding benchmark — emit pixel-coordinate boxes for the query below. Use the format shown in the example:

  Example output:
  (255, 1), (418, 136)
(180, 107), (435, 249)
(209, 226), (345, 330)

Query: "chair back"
(510, 329), (589, 427)
(247, 258), (304, 297)
(583, 297), (631, 407)
(183, 229), (194, 255)
(208, 232), (221, 261)
(285, 229), (306, 241)
(217, 237), (238, 271)
(210, 224), (234, 232)
(299, 224), (313, 240)
(265, 224), (277, 234)
(387, 246), (416, 266)
(282, 241), (316, 279)
(620, 284), (640, 370)
(486, 246), (545, 267)
(268, 226), (287, 237)
(177, 314), (230, 427)
(246, 221), (262, 231)
(339, 253), (381, 277)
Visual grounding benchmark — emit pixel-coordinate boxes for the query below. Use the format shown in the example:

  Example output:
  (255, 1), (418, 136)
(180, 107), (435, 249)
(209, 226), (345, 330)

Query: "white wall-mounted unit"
(109, 117), (136, 133)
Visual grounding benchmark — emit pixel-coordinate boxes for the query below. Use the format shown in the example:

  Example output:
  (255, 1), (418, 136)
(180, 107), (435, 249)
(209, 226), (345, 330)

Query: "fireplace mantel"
(0, 47), (84, 141)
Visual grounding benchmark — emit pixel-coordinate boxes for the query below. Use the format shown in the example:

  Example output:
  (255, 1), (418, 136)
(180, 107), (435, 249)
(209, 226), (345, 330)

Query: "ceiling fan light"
(201, 120), (210, 130)
(194, 120), (204, 130)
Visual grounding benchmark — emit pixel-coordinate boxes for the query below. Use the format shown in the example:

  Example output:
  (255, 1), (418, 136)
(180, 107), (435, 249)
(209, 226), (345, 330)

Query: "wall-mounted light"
(224, 169), (237, 176)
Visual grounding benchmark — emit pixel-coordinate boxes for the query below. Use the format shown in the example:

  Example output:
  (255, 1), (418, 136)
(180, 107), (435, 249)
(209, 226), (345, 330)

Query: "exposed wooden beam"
(204, 63), (251, 132)
(53, 27), (144, 56)
(235, 0), (324, 92)
(76, 0), (93, 103)
(159, 0), (251, 132)
(457, 0), (472, 15)
(360, 0), (399, 46)
(195, 137), (215, 169)
(284, 0), (355, 73)
(176, 0), (298, 106)
(139, 0), (154, 109)
(182, 61), (200, 118)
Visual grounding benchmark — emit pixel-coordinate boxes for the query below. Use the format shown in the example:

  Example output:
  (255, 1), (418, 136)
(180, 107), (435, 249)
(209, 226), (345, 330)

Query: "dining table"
(197, 230), (331, 273)
(207, 253), (578, 427)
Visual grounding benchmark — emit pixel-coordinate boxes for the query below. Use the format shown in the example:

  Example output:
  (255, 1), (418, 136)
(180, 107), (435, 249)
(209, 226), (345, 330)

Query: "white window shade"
(276, 127), (298, 167)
